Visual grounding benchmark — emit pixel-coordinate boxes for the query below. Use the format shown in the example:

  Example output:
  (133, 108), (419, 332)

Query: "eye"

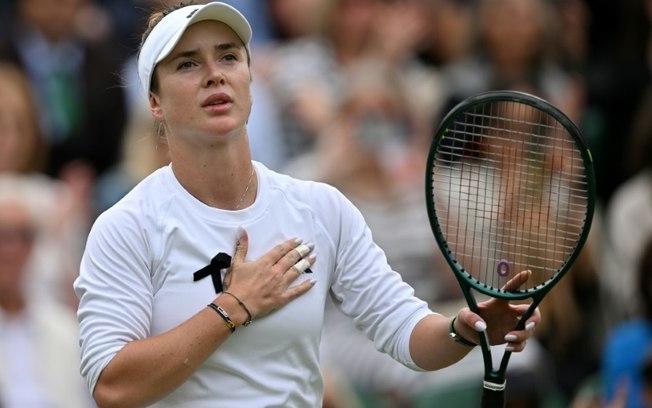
(221, 53), (238, 63)
(177, 60), (196, 70)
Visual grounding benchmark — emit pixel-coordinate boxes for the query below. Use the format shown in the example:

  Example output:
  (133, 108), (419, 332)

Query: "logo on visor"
(187, 8), (199, 18)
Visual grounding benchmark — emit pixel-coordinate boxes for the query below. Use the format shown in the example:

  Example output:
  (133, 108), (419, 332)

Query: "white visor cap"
(137, 2), (252, 100)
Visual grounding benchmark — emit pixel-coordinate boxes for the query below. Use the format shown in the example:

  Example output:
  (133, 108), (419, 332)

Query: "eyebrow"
(167, 42), (243, 61)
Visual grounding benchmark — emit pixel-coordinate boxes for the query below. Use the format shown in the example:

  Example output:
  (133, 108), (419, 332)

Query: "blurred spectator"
(605, 87), (652, 318)
(0, 174), (92, 408)
(416, 0), (475, 69)
(266, 0), (436, 160)
(550, 0), (592, 72)
(0, 62), (48, 173)
(266, 0), (327, 43)
(602, 236), (652, 408)
(440, 0), (585, 123)
(0, 60), (91, 309)
(0, 0), (128, 179)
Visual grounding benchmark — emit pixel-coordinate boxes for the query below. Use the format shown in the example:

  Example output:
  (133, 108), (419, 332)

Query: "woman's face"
(150, 21), (252, 149)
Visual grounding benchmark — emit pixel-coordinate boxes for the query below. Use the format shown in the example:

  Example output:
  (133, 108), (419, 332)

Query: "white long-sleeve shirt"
(74, 161), (432, 407)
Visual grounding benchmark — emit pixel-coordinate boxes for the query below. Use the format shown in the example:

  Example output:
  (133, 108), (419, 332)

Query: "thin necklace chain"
(235, 167), (256, 210)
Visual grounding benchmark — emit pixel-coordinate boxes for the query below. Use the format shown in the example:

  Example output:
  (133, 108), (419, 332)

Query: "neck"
(170, 146), (257, 210)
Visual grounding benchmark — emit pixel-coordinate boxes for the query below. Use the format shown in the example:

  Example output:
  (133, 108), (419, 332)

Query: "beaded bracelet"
(448, 316), (477, 347)
(221, 291), (253, 326)
(207, 303), (236, 333)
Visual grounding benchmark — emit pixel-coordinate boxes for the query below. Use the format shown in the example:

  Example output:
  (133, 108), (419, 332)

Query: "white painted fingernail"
(526, 322), (536, 331)
(237, 226), (246, 240)
(505, 345), (515, 352)
(474, 321), (487, 332)
(309, 279), (317, 285)
(294, 237), (303, 244)
(504, 334), (518, 342)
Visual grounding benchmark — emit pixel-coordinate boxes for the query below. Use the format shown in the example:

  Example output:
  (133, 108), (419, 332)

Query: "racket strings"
(432, 100), (590, 292)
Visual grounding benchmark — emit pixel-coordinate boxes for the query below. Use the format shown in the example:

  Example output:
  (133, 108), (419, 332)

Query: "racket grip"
(481, 381), (506, 408)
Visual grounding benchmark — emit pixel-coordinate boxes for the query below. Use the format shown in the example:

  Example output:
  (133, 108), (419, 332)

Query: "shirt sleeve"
(74, 204), (155, 393)
(316, 185), (435, 371)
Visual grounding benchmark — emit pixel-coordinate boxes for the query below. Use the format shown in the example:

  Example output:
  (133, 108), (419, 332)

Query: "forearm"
(93, 296), (247, 408)
(409, 313), (475, 371)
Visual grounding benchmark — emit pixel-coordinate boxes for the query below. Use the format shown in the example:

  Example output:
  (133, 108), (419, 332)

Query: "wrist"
(218, 291), (252, 327)
(449, 316), (477, 347)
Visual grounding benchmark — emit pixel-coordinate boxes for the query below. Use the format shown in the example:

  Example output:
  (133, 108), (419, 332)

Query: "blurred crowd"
(0, 0), (651, 407)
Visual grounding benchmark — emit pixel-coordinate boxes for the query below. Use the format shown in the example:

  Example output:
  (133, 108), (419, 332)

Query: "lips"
(201, 93), (232, 108)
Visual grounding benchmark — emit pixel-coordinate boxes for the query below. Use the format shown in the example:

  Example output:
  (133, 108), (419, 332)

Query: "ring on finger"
(293, 259), (311, 274)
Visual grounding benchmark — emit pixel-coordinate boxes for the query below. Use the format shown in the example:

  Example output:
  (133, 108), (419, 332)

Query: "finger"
(512, 305), (540, 330)
(290, 258), (312, 275)
(505, 317), (537, 343)
(284, 277), (317, 301)
(505, 339), (526, 353)
(294, 243), (313, 258)
(264, 238), (303, 265)
(501, 269), (532, 292)
(457, 308), (487, 333)
(232, 227), (249, 265)
(279, 242), (313, 270)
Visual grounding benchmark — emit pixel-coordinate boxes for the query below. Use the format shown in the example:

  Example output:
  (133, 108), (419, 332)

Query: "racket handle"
(481, 381), (506, 408)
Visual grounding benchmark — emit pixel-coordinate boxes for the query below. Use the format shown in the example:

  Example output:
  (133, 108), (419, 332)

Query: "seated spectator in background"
(0, 61), (91, 309)
(440, 0), (584, 124)
(0, 174), (92, 408)
(266, 0), (435, 160)
(606, 87), (652, 319)
(602, 237), (652, 408)
(0, 0), (127, 179)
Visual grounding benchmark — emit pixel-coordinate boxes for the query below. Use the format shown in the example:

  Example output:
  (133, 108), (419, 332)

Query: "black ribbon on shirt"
(193, 252), (232, 294)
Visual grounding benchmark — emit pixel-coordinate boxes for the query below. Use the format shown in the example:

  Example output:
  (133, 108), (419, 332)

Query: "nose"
(204, 61), (226, 88)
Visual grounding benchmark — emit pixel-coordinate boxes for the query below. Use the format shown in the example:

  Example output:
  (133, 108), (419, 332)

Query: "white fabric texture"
(0, 302), (92, 408)
(74, 161), (431, 407)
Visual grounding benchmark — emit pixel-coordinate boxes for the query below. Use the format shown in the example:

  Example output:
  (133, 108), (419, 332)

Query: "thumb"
(233, 227), (249, 265)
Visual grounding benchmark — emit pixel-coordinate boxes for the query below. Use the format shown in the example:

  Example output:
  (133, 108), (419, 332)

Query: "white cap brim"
(137, 2), (252, 101)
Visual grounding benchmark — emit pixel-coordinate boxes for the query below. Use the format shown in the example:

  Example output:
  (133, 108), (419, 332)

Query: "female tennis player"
(73, 2), (541, 407)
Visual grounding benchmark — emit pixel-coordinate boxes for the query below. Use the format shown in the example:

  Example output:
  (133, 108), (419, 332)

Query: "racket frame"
(425, 90), (596, 401)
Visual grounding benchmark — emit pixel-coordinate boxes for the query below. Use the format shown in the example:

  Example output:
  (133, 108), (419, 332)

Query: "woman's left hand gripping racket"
(425, 90), (596, 408)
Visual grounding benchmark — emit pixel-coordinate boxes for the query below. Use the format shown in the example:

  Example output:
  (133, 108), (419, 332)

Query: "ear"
(149, 93), (164, 121)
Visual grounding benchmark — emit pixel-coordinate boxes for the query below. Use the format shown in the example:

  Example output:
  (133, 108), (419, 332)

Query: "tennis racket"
(425, 90), (596, 407)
